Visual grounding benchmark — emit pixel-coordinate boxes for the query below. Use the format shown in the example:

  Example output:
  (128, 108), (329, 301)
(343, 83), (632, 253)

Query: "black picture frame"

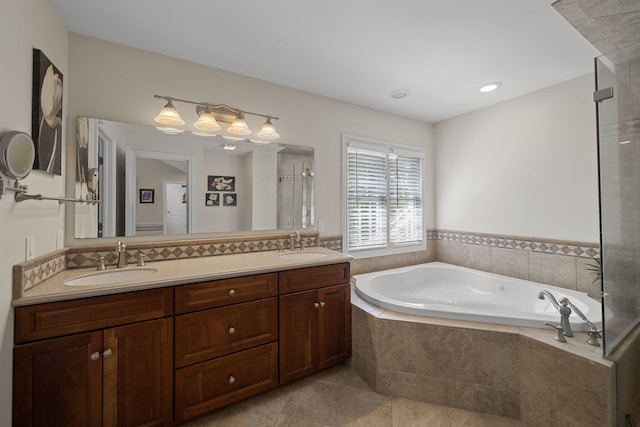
(208, 175), (235, 191)
(205, 192), (220, 206)
(139, 189), (155, 203)
(223, 193), (237, 206)
(32, 49), (64, 175)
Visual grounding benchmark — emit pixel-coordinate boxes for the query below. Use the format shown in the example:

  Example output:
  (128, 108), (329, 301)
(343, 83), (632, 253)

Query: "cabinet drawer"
(15, 288), (173, 344)
(279, 263), (350, 294)
(175, 342), (278, 423)
(175, 298), (277, 368)
(175, 273), (277, 314)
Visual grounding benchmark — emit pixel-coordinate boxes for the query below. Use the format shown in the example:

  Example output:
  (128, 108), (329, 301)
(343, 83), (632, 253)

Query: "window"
(342, 135), (425, 257)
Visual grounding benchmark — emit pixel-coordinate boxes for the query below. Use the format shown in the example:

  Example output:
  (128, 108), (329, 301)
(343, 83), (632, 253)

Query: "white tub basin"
(64, 268), (158, 286)
(278, 251), (328, 261)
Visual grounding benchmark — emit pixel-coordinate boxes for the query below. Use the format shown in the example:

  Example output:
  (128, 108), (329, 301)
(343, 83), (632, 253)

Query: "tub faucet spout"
(539, 290), (573, 337)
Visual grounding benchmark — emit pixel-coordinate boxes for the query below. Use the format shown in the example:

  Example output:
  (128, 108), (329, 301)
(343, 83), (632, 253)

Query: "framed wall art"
(223, 193), (237, 206)
(32, 49), (63, 175)
(208, 175), (235, 191)
(139, 189), (155, 203)
(205, 192), (220, 206)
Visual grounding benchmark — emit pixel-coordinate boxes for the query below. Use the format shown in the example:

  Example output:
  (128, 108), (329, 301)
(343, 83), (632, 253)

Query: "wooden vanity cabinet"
(279, 263), (351, 384)
(13, 288), (173, 427)
(174, 273), (279, 423)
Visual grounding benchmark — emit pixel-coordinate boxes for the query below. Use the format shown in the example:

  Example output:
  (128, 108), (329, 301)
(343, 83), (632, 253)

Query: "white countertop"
(14, 247), (352, 307)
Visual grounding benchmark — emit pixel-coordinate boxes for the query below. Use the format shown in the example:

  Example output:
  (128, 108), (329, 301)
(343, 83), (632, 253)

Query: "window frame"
(341, 134), (426, 258)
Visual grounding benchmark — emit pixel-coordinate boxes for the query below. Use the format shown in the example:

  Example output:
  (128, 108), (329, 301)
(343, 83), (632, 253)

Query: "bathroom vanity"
(12, 250), (351, 426)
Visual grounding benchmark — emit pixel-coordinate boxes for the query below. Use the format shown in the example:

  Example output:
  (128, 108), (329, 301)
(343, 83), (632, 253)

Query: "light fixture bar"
(154, 95), (279, 121)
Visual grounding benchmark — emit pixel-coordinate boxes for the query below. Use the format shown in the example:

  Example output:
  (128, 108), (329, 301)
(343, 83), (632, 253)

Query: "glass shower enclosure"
(595, 55), (640, 356)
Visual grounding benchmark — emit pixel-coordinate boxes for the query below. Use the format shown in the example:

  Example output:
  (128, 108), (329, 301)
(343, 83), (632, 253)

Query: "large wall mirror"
(73, 117), (314, 239)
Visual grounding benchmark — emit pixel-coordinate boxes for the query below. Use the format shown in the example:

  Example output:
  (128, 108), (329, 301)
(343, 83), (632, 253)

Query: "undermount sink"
(64, 268), (158, 287)
(278, 251), (328, 261)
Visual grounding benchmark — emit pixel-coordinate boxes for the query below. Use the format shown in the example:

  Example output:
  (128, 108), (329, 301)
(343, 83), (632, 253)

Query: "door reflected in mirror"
(73, 117), (314, 239)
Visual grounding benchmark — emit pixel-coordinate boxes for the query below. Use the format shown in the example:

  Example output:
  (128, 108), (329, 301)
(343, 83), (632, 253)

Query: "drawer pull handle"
(313, 302), (319, 309)
(90, 352), (100, 361)
(320, 301), (326, 307)
(228, 326), (236, 335)
(228, 289), (236, 296)
(103, 349), (113, 358)
(228, 375), (236, 385)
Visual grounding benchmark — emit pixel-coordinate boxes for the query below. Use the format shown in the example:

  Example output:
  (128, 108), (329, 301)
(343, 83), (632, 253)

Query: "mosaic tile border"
(13, 229), (599, 295)
(13, 250), (67, 295)
(433, 230), (600, 259)
(65, 233), (320, 269)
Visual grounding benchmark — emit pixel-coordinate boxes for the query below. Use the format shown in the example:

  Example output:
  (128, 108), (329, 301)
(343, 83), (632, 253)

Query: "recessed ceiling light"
(389, 90), (410, 99)
(480, 82), (502, 93)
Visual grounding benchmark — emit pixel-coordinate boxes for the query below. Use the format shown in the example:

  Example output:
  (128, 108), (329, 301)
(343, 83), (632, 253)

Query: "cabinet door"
(279, 290), (319, 384)
(318, 284), (352, 369)
(103, 318), (173, 427)
(13, 331), (103, 427)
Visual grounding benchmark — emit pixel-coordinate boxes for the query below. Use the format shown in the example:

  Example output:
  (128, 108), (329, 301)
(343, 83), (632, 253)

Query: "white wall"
(65, 33), (436, 244)
(434, 74), (599, 242)
(0, 0), (68, 424)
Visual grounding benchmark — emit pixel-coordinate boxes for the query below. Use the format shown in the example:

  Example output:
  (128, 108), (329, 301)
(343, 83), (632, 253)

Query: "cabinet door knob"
(228, 326), (236, 335)
(228, 375), (236, 384)
(320, 301), (326, 307)
(313, 302), (320, 309)
(90, 352), (100, 361)
(228, 289), (236, 296)
(103, 349), (113, 358)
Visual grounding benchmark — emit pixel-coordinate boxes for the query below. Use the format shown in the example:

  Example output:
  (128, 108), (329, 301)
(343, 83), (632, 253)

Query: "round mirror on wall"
(0, 131), (36, 180)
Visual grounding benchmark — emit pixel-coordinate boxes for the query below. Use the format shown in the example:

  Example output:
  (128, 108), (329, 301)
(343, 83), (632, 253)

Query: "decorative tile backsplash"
(13, 229), (599, 294)
(433, 230), (599, 259)
(14, 250), (67, 294)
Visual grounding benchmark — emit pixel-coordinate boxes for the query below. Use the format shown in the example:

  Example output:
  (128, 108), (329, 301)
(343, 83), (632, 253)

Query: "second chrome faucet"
(116, 241), (127, 268)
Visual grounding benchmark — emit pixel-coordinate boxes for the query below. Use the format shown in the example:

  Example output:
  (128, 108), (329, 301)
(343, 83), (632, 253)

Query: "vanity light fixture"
(153, 95), (280, 140)
(227, 112), (252, 136)
(193, 109), (221, 132)
(154, 100), (185, 126)
(480, 82), (502, 93)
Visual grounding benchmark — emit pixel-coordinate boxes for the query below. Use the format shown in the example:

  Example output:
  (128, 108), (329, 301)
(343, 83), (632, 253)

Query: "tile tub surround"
(433, 231), (601, 300)
(352, 290), (614, 426)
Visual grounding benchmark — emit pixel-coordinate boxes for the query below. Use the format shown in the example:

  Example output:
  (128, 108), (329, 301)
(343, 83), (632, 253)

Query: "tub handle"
(544, 322), (566, 343)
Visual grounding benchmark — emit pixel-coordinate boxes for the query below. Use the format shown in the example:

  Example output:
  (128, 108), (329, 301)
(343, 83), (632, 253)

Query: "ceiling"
(48, 0), (601, 124)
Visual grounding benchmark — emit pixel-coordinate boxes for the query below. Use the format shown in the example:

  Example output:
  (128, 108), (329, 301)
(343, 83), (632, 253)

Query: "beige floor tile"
(180, 408), (224, 426)
(215, 403), (279, 426)
(243, 385), (296, 413)
(391, 398), (451, 427)
(335, 385), (391, 425)
(274, 414), (332, 427)
(313, 364), (348, 385)
(280, 380), (343, 425)
(447, 407), (525, 427)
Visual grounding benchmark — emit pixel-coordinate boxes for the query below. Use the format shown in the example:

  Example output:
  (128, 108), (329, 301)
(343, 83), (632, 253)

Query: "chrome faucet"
(538, 290), (573, 337)
(116, 241), (127, 268)
(289, 231), (300, 251)
(559, 297), (602, 346)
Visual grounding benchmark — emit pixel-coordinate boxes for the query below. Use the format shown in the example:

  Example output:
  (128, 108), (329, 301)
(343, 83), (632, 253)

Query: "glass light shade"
(227, 113), (252, 136)
(154, 100), (185, 126)
(256, 118), (280, 140)
(193, 111), (221, 131)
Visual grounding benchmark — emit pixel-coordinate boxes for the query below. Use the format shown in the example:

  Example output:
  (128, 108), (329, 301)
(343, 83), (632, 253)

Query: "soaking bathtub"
(353, 262), (602, 330)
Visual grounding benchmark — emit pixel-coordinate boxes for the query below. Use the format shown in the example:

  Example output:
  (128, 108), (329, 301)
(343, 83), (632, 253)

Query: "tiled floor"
(181, 362), (526, 427)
